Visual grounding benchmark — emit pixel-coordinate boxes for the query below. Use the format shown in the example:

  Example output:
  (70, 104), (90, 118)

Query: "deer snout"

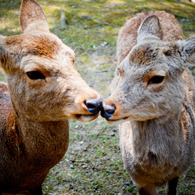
(73, 96), (103, 122)
(85, 98), (103, 115)
(101, 104), (116, 119)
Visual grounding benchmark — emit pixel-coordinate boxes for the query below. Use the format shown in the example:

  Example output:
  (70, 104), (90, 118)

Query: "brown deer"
(101, 11), (195, 195)
(0, 0), (102, 194)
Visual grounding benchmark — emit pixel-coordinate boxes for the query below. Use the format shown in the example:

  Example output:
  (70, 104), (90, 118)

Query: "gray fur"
(103, 12), (195, 194)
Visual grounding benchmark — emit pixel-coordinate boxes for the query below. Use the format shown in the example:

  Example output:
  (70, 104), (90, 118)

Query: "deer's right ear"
(20, 0), (49, 33)
(137, 15), (163, 42)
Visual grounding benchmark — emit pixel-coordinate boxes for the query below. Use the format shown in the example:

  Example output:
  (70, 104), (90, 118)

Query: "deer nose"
(101, 104), (116, 119)
(85, 99), (103, 115)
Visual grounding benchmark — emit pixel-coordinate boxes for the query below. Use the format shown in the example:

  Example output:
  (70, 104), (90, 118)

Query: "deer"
(0, 0), (103, 194)
(101, 11), (195, 195)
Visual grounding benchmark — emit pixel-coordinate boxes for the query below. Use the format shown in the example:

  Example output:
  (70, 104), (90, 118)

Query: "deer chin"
(73, 113), (99, 122)
(105, 117), (129, 125)
(105, 113), (162, 124)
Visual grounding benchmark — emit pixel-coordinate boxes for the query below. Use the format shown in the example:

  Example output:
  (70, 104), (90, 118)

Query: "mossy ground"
(0, 0), (194, 194)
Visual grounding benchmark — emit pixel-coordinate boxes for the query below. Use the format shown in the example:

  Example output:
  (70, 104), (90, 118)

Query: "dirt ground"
(0, 0), (194, 194)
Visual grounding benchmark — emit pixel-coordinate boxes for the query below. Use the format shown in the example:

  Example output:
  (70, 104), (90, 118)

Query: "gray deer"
(102, 11), (195, 195)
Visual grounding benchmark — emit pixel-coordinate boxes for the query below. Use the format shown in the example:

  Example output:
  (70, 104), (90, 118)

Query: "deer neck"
(128, 112), (183, 165)
(6, 108), (69, 168)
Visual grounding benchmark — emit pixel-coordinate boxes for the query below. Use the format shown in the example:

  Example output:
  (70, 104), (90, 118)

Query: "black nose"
(85, 99), (103, 115)
(101, 104), (116, 119)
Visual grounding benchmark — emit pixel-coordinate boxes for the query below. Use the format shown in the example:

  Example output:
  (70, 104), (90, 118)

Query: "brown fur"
(0, 0), (102, 194)
(102, 11), (195, 194)
(6, 35), (60, 59)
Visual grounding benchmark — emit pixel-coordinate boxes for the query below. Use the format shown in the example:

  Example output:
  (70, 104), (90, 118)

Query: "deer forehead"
(129, 41), (177, 65)
(22, 33), (75, 59)
(6, 32), (74, 59)
(6, 32), (75, 72)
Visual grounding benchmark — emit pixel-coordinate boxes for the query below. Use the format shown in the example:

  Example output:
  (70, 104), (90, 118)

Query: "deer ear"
(177, 35), (195, 67)
(137, 15), (163, 42)
(20, 0), (49, 33)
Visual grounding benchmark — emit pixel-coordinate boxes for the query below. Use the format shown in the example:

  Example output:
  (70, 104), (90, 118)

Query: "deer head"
(0, 0), (102, 122)
(102, 15), (195, 124)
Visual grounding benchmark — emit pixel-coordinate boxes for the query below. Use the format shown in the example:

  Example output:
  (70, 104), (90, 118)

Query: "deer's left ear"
(137, 15), (163, 42)
(177, 35), (195, 66)
(20, 0), (49, 33)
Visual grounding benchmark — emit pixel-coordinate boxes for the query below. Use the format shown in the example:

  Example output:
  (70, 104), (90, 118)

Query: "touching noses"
(101, 104), (116, 119)
(85, 98), (103, 115)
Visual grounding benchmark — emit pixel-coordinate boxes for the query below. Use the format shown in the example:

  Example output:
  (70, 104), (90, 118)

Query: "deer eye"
(148, 76), (165, 85)
(164, 50), (172, 56)
(27, 71), (45, 80)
